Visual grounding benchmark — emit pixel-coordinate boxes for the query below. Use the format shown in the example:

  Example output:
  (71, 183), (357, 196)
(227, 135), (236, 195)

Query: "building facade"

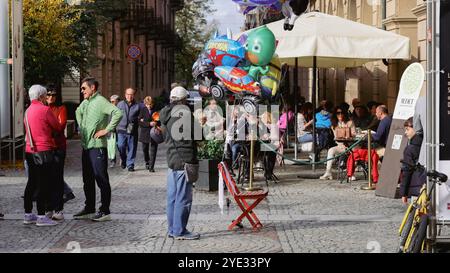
(62, 0), (184, 103)
(244, 0), (427, 111)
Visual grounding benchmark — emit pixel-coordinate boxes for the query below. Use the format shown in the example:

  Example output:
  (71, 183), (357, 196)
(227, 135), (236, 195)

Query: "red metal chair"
(218, 162), (268, 230)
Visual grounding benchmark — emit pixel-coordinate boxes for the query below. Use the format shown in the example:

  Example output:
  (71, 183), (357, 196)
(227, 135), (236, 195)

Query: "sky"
(208, 0), (246, 36)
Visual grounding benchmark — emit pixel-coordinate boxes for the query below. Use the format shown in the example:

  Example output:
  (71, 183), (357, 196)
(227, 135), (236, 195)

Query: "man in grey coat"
(160, 86), (202, 240)
(116, 88), (141, 171)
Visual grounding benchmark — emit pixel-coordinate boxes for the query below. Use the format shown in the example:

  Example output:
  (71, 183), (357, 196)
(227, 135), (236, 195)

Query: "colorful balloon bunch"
(192, 26), (282, 113)
(232, 0), (309, 31)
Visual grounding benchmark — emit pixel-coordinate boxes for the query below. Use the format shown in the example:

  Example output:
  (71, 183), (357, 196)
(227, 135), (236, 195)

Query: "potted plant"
(196, 140), (224, 191)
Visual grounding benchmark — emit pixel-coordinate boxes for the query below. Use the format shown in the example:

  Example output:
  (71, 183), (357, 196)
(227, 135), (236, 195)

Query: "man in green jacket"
(74, 77), (123, 222)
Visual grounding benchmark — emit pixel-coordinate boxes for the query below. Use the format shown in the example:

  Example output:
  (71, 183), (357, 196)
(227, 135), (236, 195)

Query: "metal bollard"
(361, 130), (376, 190)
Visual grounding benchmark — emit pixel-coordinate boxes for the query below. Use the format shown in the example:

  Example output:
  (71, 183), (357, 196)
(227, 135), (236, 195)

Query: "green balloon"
(245, 26), (276, 66)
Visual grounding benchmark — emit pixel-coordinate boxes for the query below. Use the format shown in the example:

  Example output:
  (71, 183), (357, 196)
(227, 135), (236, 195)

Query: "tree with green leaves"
(23, 0), (128, 90)
(24, 0), (84, 88)
(175, 0), (217, 88)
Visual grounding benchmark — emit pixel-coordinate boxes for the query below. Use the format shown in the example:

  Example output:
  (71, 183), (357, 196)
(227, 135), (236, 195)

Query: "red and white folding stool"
(218, 162), (268, 230)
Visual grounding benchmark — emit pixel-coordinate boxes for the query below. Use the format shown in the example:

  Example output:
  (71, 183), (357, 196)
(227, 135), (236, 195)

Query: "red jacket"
(49, 104), (67, 150)
(25, 100), (64, 153)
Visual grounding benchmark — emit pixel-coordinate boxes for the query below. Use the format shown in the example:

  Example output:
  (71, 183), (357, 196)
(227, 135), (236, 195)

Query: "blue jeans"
(117, 133), (138, 168)
(298, 133), (313, 143)
(231, 143), (242, 166)
(167, 169), (193, 236)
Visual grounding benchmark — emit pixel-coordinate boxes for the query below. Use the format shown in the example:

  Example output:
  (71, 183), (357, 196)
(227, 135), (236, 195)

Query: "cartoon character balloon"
(214, 66), (261, 95)
(205, 35), (246, 67)
(260, 54), (282, 98)
(192, 26), (280, 113)
(243, 25), (277, 81)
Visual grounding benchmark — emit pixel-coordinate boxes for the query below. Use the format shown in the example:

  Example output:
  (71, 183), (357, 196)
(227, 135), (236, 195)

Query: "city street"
(0, 139), (406, 253)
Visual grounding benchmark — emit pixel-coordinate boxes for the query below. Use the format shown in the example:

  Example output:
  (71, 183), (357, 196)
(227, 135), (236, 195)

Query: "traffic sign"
(126, 44), (142, 61)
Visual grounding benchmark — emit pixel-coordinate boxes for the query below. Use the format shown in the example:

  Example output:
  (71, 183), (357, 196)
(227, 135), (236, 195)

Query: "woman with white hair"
(23, 85), (64, 226)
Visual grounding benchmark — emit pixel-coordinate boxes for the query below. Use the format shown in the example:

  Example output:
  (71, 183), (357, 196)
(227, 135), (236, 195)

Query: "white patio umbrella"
(242, 12), (411, 166)
(264, 12), (410, 68)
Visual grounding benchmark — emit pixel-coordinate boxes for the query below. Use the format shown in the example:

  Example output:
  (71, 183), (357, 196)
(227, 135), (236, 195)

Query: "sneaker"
(36, 215), (58, 227)
(145, 163), (150, 170)
(320, 172), (333, 180)
(128, 166), (135, 172)
(349, 176), (357, 181)
(73, 209), (95, 220)
(175, 232), (200, 240)
(52, 211), (64, 221)
(109, 162), (116, 168)
(92, 211), (111, 222)
(45, 211), (54, 219)
(23, 213), (38, 224)
(63, 192), (76, 203)
(168, 232), (174, 238)
(121, 164), (126, 169)
(149, 169), (155, 173)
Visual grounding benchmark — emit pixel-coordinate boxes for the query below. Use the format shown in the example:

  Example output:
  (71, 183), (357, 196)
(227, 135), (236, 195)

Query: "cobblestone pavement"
(0, 140), (406, 253)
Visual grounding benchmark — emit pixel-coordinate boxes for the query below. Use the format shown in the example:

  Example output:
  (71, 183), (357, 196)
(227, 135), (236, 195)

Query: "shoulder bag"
(25, 110), (55, 165)
(172, 138), (199, 183)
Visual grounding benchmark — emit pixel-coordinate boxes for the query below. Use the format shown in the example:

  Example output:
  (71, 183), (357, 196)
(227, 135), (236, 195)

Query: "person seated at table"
(259, 111), (279, 182)
(346, 146), (380, 182)
(346, 105), (388, 183)
(352, 104), (372, 130)
(278, 104), (294, 140)
(225, 105), (246, 170)
(366, 101), (381, 131)
(368, 105), (392, 158)
(350, 98), (361, 118)
(339, 102), (351, 117)
(297, 102), (314, 143)
(315, 101), (334, 160)
(320, 107), (356, 180)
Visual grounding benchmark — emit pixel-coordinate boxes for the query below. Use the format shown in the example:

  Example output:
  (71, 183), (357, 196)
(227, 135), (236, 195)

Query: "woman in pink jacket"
(23, 85), (64, 227)
(278, 105), (294, 137)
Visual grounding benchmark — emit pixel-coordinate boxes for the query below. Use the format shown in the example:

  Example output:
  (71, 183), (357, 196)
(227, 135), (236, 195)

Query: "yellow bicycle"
(398, 166), (447, 253)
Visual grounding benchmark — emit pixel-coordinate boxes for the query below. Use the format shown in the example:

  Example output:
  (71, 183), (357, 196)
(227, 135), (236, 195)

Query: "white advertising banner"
(12, 0), (24, 138)
(393, 63), (425, 120)
(376, 62), (425, 198)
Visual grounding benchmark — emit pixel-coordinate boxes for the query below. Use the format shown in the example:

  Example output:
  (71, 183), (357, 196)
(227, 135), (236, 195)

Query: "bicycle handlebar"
(427, 170), (448, 183)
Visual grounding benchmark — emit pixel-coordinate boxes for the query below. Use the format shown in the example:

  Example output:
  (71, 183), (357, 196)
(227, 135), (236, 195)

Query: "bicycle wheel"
(407, 214), (429, 253)
(399, 207), (416, 252)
